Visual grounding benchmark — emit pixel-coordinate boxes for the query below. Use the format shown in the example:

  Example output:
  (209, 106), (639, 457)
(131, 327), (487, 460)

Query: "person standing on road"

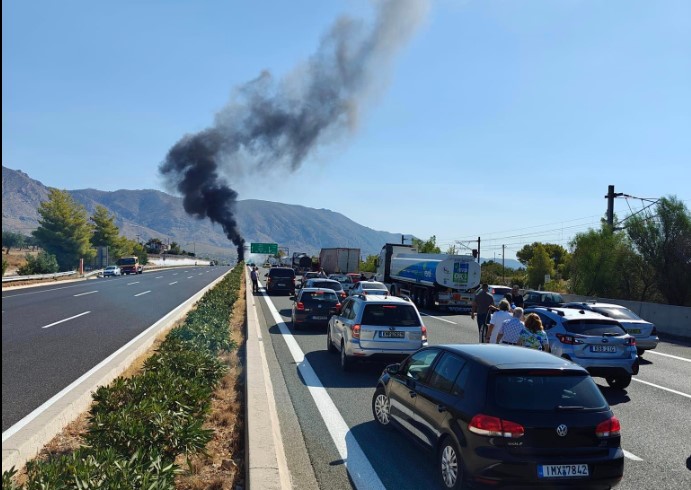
(318, 267), (328, 278)
(471, 284), (495, 338)
(486, 299), (513, 343)
(250, 266), (259, 293)
(518, 313), (550, 352)
(496, 307), (525, 345)
(510, 285), (524, 308)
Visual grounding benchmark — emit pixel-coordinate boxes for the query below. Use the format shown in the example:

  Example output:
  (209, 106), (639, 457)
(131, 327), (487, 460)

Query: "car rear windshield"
(301, 291), (338, 303)
(563, 319), (627, 336)
(362, 283), (387, 290)
(592, 307), (642, 321)
(270, 269), (295, 278)
(117, 257), (136, 265)
(494, 374), (607, 411)
(361, 304), (420, 327)
(310, 281), (342, 290)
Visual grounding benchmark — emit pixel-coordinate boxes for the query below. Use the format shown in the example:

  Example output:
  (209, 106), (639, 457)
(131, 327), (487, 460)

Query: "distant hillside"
(2, 166), (405, 260)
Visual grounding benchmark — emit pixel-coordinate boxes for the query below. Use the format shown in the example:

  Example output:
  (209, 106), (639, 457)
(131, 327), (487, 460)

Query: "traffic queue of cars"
(255, 266), (649, 489)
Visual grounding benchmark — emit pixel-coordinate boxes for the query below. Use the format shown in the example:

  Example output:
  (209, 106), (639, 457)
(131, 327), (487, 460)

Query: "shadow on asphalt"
(295, 349), (389, 389)
(597, 384), (632, 406)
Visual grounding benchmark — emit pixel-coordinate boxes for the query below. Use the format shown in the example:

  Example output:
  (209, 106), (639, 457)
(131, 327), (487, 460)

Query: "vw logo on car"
(556, 424), (569, 437)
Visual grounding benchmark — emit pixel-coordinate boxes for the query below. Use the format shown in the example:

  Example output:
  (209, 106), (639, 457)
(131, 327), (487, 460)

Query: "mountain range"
(1, 166), (407, 261)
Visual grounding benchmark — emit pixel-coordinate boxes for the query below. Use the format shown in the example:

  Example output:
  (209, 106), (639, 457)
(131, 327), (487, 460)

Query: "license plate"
(538, 464), (589, 478)
(276, 283), (285, 287)
(380, 331), (405, 338)
(591, 345), (617, 353)
(627, 328), (641, 334)
(312, 316), (327, 320)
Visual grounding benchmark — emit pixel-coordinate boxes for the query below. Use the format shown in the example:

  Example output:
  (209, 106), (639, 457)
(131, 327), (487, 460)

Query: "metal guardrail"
(2, 271), (77, 283)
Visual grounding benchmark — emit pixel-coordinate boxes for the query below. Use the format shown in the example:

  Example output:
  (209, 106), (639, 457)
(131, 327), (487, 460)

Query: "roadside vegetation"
(2, 265), (246, 489)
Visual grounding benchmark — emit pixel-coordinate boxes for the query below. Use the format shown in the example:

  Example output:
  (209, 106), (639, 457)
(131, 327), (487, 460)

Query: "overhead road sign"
(250, 242), (278, 254)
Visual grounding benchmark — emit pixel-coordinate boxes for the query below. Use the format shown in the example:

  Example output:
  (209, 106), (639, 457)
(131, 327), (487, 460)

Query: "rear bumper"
(635, 337), (659, 350)
(345, 340), (426, 360)
(565, 355), (639, 376)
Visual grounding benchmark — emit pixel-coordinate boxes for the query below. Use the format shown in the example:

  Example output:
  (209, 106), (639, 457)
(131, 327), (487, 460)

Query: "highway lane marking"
(127, 281), (140, 285)
(260, 282), (386, 490)
(3, 284), (94, 297)
(41, 311), (91, 329)
(169, 281), (178, 285)
(632, 378), (691, 399)
(623, 450), (644, 461)
(155, 276), (164, 278)
(419, 312), (458, 324)
(73, 291), (98, 297)
(187, 276), (194, 279)
(646, 350), (691, 363)
(173, 273), (179, 275)
(134, 291), (151, 297)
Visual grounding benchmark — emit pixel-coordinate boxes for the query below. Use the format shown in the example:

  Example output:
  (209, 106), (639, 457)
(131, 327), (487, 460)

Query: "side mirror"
(385, 363), (401, 376)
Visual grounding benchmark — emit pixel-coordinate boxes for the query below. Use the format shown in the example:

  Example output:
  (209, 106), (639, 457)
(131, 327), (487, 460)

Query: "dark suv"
(291, 288), (341, 330)
(372, 344), (624, 489)
(523, 290), (564, 308)
(264, 267), (296, 295)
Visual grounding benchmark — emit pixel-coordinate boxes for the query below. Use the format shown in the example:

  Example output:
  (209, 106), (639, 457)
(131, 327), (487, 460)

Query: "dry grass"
(12, 272), (248, 490)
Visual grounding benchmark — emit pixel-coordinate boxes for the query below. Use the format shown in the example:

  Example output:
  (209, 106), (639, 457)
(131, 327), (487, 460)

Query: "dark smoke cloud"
(160, 0), (429, 261)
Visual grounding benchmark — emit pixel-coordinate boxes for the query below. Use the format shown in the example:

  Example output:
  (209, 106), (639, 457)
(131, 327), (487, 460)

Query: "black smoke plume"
(160, 0), (429, 262)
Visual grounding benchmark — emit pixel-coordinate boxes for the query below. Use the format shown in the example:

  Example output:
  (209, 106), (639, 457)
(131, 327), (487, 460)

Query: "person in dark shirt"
(250, 266), (259, 293)
(510, 285), (524, 308)
(471, 284), (495, 338)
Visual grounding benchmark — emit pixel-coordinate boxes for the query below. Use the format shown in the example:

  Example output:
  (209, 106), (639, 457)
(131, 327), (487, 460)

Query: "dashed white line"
(41, 311), (91, 329)
(73, 291), (97, 297)
(646, 350), (691, 363)
(134, 291), (151, 297)
(169, 281), (178, 285)
(632, 378), (691, 399)
(187, 276), (194, 279)
(155, 276), (163, 279)
(623, 450), (643, 461)
(127, 281), (140, 285)
(419, 312), (458, 324)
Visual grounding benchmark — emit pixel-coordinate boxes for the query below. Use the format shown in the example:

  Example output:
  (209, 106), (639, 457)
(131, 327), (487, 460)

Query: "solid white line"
(127, 281), (140, 286)
(134, 291), (151, 297)
(41, 311), (91, 329)
(169, 281), (178, 285)
(419, 312), (457, 324)
(646, 350), (691, 363)
(261, 284), (386, 490)
(632, 378), (691, 399)
(623, 449), (644, 461)
(73, 291), (97, 297)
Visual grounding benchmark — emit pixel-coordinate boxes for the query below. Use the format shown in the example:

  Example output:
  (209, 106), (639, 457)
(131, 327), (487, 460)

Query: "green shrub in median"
(3, 264), (245, 487)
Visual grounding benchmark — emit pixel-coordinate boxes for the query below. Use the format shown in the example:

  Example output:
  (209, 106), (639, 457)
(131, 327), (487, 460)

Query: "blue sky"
(3, 0), (690, 261)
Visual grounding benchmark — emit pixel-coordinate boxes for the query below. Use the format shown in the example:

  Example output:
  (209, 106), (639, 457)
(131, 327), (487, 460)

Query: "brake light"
(625, 337), (636, 346)
(421, 325), (427, 342)
(469, 414), (524, 438)
(596, 416), (621, 437)
(340, 291), (347, 299)
(651, 326), (657, 335)
(556, 333), (584, 345)
(352, 324), (361, 339)
(296, 302), (305, 311)
(335, 302), (342, 312)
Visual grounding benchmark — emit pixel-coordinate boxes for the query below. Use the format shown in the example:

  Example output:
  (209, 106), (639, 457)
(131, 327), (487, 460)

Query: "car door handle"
(437, 404), (447, 413)
(408, 391), (417, 398)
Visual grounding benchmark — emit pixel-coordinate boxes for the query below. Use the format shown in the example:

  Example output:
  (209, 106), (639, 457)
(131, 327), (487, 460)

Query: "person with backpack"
(518, 313), (550, 352)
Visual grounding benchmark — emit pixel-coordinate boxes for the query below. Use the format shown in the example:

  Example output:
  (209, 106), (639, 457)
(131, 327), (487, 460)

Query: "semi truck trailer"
(318, 247), (361, 275)
(374, 243), (481, 310)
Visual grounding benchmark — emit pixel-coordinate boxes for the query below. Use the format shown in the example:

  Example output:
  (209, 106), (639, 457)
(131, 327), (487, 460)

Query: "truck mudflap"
(437, 291), (474, 309)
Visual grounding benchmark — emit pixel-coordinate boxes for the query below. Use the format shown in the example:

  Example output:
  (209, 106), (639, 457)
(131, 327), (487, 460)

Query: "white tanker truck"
(374, 243), (481, 311)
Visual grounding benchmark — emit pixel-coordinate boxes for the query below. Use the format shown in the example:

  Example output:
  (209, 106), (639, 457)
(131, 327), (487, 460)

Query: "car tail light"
(352, 324), (361, 339)
(469, 414), (524, 438)
(596, 416), (621, 437)
(340, 291), (347, 299)
(556, 333), (584, 345)
(296, 302), (305, 311)
(651, 326), (657, 335)
(421, 325), (427, 342)
(335, 302), (342, 312)
(625, 337), (636, 346)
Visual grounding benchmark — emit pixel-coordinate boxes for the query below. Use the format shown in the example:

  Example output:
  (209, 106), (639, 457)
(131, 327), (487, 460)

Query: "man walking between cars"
(250, 266), (259, 294)
(510, 285), (524, 308)
(471, 283), (494, 340)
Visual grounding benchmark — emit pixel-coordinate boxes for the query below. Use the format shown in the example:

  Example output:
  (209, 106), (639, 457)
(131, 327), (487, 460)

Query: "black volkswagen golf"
(372, 344), (623, 489)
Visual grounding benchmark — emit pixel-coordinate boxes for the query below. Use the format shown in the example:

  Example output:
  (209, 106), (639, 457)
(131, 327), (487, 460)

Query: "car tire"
(327, 328), (337, 353)
(340, 341), (351, 371)
(606, 374), (632, 390)
(438, 436), (464, 490)
(372, 387), (392, 429)
(636, 348), (645, 357)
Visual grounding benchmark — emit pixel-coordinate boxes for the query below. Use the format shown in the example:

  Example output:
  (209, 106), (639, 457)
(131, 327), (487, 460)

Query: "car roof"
(349, 294), (410, 304)
(525, 306), (615, 321)
(435, 344), (587, 372)
(358, 281), (387, 287)
(525, 290), (563, 295)
(563, 301), (627, 309)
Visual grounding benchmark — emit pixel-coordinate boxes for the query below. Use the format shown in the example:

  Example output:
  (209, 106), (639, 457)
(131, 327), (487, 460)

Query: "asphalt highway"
(254, 274), (691, 490)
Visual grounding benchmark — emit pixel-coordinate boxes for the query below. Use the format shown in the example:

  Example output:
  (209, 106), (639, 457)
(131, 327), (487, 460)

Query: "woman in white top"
(486, 300), (512, 343)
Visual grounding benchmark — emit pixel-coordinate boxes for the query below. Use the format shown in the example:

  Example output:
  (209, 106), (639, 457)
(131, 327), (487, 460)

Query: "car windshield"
(361, 304), (420, 327)
(592, 306), (642, 321)
(301, 291), (338, 303)
(310, 281), (343, 291)
(563, 319), (627, 336)
(494, 374), (607, 411)
(270, 269), (295, 277)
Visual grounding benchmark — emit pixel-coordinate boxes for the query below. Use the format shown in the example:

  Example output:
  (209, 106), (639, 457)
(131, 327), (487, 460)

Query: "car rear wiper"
(556, 405), (585, 411)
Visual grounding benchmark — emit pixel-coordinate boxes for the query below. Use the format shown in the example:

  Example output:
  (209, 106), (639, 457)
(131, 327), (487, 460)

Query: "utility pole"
(477, 237), (481, 264)
(605, 185), (623, 228)
(502, 244), (506, 284)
